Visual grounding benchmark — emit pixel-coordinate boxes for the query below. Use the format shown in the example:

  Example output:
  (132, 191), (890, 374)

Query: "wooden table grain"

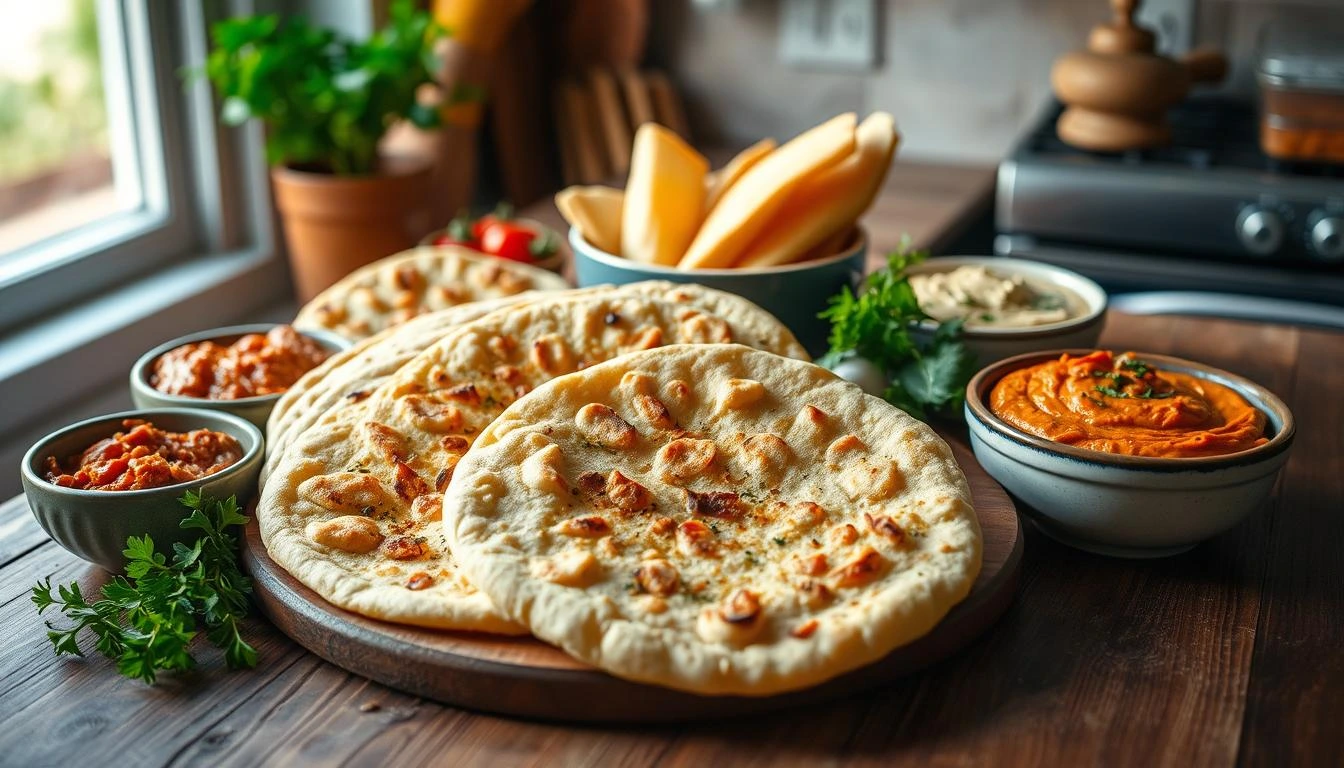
(2, 311), (1340, 767)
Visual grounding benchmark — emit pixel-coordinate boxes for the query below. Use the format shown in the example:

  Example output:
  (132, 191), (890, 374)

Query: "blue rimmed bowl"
(20, 408), (264, 571)
(130, 324), (351, 431)
(965, 351), (1295, 558)
(570, 226), (868, 355)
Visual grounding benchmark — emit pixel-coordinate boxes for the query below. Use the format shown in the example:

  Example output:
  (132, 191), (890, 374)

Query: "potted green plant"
(198, 1), (444, 300)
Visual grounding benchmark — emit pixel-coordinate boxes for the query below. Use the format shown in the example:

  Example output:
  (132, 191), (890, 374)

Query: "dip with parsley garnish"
(989, 350), (1268, 458)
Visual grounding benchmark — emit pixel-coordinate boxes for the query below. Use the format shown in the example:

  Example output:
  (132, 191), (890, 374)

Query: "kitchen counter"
(2, 310), (1341, 767)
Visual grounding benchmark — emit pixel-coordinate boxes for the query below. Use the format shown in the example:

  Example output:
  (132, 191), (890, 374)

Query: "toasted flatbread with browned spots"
(444, 344), (981, 693)
(264, 298), (523, 487)
(258, 289), (806, 631)
(293, 246), (569, 342)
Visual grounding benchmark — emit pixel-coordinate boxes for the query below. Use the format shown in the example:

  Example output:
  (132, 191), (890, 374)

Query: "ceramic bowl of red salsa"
(20, 409), (263, 571)
(130, 324), (351, 431)
(964, 350), (1295, 558)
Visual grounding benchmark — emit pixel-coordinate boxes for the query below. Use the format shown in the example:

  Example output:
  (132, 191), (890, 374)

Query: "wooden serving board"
(242, 436), (1022, 723)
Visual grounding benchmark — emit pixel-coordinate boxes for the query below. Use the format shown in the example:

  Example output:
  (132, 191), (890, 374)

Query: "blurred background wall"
(645, 0), (1343, 163)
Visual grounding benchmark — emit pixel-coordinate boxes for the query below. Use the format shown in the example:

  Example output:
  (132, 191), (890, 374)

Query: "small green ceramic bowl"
(130, 324), (351, 431)
(570, 226), (868, 355)
(20, 408), (264, 572)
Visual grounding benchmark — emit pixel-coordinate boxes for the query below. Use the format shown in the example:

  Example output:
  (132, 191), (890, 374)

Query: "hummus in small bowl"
(904, 256), (1107, 365)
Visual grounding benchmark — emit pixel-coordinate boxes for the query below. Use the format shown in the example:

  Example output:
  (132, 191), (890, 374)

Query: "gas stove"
(996, 98), (1344, 306)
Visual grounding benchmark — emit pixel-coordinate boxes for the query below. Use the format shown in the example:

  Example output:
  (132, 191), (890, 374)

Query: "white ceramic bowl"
(964, 350), (1295, 558)
(906, 256), (1108, 366)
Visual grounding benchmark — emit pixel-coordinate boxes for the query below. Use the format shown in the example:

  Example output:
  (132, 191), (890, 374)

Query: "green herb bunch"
(198, 0), (444, 175)
(818, 242), (977, 419)
(31, 491), (258, 684)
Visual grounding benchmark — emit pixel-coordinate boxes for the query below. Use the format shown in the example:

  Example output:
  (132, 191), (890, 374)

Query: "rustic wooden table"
(2, 311), (1339, 767)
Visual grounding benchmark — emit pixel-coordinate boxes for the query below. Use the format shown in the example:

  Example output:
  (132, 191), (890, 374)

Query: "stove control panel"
(1231, 198), (1344, 263)
(1309, 213), (1344, 263)
(1236, 205), (1285, 257)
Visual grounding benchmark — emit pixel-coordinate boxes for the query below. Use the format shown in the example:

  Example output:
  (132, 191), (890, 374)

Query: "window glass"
(0, 0), (138, 256)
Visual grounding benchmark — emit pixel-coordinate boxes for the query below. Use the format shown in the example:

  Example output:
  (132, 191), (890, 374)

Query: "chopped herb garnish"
(979, 313), (995, 323)
(1120, 358), (1152, 377)
(772, 537), (787, 547)
(1092, 370), (1130, 386)
(1094, 385), (1129, 398)
(743, 551), (759, 567)
(1030, 293), (1066, 311)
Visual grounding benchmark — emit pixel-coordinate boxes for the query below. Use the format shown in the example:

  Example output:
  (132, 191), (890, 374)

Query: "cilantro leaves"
(1092, 357), (1174, 400)
(818, 243), (975, 419)
(31, 491), (258, 684)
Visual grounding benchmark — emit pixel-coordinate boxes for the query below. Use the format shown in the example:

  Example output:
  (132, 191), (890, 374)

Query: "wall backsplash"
(649, 0), (1341, 164)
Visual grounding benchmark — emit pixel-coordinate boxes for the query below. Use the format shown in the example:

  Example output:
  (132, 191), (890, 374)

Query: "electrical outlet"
(778, 0), (878, 70)
(1136, 0), (1195, 55)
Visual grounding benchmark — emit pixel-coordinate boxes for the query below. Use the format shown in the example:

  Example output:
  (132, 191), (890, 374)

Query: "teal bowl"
(130, 324), (351, 431)
(20, 409), (264, 572)
(570, 226), (868, 355)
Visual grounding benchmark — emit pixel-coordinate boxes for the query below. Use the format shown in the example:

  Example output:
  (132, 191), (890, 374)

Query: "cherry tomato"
(471, 215), (497, 242)
(478, 220), (538, 263)
(473, 202), (515, 240)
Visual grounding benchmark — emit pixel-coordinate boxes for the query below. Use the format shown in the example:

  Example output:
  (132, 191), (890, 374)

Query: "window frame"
(0, 0), (274, 331)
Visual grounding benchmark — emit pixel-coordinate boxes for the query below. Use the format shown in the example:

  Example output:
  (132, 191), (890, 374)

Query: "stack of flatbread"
(261, 252), (982, 695)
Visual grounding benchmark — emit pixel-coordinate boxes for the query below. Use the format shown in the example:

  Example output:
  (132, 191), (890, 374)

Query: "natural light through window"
(0, 0), (135, 256)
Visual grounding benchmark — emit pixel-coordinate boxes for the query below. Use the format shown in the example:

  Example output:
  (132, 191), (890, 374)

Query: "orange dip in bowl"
(150, 325), (330, 400)
(989, 350), (1268, 458)
(44, 419), (242, 491)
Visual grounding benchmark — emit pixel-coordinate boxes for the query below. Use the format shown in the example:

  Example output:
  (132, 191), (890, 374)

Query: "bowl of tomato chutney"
(20, 409), (263, 571)
(130, 324), (350, 430)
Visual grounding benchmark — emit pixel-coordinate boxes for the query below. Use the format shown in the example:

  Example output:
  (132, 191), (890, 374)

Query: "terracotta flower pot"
(271, 158), (433, 302)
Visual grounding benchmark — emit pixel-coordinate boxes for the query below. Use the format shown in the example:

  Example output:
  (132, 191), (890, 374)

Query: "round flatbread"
(267, 282), (805, 485)
(444, 344), (982, 694)
(258, 289), (807, 631)
(264, 297), (523, 486)
(293, 246), (570, 341)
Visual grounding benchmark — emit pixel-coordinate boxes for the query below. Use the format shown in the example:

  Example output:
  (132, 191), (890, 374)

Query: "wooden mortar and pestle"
(1052, 0), (1227, 152)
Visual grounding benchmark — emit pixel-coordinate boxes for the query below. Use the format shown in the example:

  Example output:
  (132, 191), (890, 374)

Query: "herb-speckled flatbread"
(443, 344), (981, 693)
(258, 288), (806, 631)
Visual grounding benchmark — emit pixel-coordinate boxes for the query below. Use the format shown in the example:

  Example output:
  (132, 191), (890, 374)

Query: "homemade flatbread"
(267, 282), (806, 482)
(444, 344), (982, 694)
(263, 298), (522, 485)
(293, 246), (569, 341)
(258, 289), (807, 631)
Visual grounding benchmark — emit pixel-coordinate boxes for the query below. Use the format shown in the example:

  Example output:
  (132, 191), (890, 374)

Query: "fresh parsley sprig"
(818, 242), (976, 419)
(31, 491), (258, 683)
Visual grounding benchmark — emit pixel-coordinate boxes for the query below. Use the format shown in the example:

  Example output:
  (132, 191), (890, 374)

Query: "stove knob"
(1236, 205), (1284, 257)
(1309, 215), (1344, 263)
